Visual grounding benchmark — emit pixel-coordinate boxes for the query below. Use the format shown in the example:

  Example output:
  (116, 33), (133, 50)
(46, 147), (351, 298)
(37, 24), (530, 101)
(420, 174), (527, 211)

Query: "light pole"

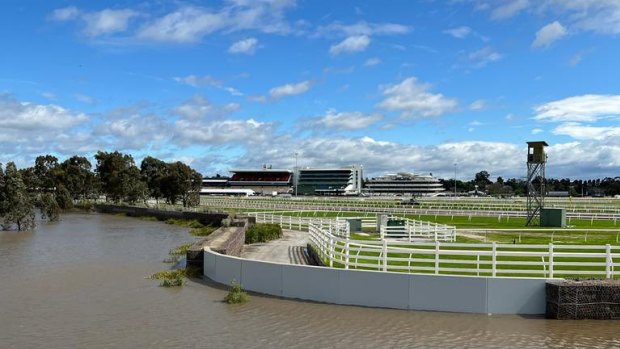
(294, 152), (299, 197)
(453, 163), (457, 198)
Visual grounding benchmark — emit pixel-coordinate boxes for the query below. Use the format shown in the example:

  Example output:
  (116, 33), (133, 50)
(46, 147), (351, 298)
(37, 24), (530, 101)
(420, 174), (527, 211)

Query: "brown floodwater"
(0, 213), (618, 349)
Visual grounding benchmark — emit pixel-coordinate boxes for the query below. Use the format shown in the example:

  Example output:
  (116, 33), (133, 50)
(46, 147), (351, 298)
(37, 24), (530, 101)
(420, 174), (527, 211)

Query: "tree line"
(0, 151), (202, 231)
(440, 170), (620, 197)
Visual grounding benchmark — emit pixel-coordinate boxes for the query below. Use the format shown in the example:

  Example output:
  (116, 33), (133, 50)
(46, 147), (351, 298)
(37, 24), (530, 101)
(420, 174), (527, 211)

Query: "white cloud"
(302, 110), (383, 130)
(174, 75), (222, 87)
(136, 1), (295, 43)
(82, 9), (137, 37)
(269, 80), (312, 99)
(49, 7), (137, 37)
(532, 21), (567, 48)
(329, 35), (370, 55)
(443, 26), (472, 38)
(174, 75), (242, 96)
(50, 6), (80, 21)
(552, 122), (620, 141)
(174, 119), (274, 145)
(531, 128), (543, 135)
(534, 95), (620, 122)
(377, 77), (458, 118)
(316, 21), (411, 37)
(364, 57), (381, 66)
(468, 46), (502, 67)
(490, 0), (529, 20)
(228, 37), (258, 54)
(75, 94), (97, 104)
(137, 6), (227, 43)
(0, 94), (88, 130)
(169, 95), (239, 121)
(469, 99), (486, 111)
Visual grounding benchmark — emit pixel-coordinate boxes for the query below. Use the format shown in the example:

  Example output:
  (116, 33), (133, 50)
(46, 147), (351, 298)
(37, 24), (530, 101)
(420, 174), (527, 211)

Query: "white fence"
(249, 212), (457, 242)
(379, 217), (456, 242)
(308, 223), (620, 279)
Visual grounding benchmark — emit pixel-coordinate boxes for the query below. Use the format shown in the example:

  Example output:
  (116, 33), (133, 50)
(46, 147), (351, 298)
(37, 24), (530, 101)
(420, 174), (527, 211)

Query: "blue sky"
(1, 0), (620, 180)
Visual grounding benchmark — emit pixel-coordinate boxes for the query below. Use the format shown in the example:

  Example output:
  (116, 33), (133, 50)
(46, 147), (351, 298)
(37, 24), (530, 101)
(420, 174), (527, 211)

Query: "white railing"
(249, 212), (456, 241)
(379, 217), (456, 242)
(308, 222), (620, 278)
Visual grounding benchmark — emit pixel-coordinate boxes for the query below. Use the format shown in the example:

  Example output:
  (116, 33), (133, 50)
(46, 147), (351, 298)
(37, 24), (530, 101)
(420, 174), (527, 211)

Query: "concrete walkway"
(241, 229), (309, 264)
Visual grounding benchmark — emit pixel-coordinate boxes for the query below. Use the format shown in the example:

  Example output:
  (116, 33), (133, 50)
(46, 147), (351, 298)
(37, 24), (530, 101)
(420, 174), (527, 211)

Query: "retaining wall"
(204, 248), (547, 315)
(95, 204), (228, 226)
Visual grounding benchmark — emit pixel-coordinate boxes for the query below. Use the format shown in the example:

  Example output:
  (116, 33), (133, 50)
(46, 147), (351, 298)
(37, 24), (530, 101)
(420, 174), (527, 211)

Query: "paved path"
(241, 229), (309, 264)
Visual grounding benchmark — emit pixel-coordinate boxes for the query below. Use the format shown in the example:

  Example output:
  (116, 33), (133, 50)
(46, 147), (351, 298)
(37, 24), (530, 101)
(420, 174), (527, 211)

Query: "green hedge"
(245, 223), (283, 244)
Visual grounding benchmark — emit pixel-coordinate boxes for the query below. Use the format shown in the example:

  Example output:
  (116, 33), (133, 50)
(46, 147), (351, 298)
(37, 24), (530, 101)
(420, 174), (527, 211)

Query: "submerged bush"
(224, 281), (249, 304)
(148, 267), (200, 287)
(245, 223), (283, 244)
(169, 243), (194, 256)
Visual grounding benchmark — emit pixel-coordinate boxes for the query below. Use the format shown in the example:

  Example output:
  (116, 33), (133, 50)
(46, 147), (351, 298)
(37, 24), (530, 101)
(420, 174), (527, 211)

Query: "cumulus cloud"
(301, 110), (383, 131)
(174, 119), (275, 145)
(228, 37), (259, 54)
(443, 26), (472, 38)
(364, 57), (381, 66)
(170, 95), (239, 119)
(329, 35), (370, 55)
(377, 77), (458, 118)
(269, 80), (312, 99)
(490, 0), (530, 20)
(532, 21), (567, 48)
(469, 99), (486, 111)
(534, 95), (620, 122)
(552, 122), (620, 141)
(174, 75), (242, 96)
(468, 46), (502, 67)
(316, 21), (411, 37)
(49, 6), (80, 21)
(0, 94), (88, 130)
(82, 9), (138, 37)
(49, 7), (137, 37)
(136, 1), (295, 43)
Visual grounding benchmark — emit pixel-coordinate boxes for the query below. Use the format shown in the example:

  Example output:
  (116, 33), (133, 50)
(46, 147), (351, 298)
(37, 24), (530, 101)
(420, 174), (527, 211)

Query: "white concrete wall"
(204, 248), (547, 314)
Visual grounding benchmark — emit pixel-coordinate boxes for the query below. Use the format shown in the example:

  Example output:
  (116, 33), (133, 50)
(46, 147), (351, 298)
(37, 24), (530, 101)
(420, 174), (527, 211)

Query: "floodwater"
(0, 213), (618, 349)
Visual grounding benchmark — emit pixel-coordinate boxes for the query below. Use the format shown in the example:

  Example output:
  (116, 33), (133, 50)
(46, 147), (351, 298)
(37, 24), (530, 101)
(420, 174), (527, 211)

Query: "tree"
(95, 151), (146, 203)
(59, 156), (96, 200)
(34, 155), (60, 192)
(40, 192), (60, 221)
(140, 156), (168, 203)
(1, 162), (35, 231)
(160, 162), (202, 207)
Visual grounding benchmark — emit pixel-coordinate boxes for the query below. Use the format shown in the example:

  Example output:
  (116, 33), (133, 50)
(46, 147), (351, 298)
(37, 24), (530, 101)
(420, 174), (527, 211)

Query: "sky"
(1, 0), (620, 180)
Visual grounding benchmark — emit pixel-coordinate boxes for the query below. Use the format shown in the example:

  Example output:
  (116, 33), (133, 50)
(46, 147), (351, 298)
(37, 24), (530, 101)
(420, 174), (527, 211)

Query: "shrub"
(245, 223), (283, 244)
(169, 242), (194, 256)
(224, 281), (249, 304)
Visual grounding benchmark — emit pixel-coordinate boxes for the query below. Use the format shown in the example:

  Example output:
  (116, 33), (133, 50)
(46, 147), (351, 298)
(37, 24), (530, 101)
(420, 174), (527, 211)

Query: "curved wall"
(203, 248), (547, 315)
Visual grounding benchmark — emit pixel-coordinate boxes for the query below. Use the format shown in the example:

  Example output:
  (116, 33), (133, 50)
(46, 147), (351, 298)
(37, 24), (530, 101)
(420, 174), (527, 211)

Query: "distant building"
(547, 191), (569, 197)
(296, 165), (363, 196)
(364, 172), (444, 196)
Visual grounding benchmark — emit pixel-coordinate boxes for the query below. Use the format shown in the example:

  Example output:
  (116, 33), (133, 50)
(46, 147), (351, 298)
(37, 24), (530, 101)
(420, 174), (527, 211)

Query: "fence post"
(382, 239), (388, 272)
(606, 244), (612, 279)
(329, 236), (334, 268)
(492, 242), (497, 277)
(548, 243), (554, 279)
(345, 238), (350, 270)
(435, 240), (440, 275)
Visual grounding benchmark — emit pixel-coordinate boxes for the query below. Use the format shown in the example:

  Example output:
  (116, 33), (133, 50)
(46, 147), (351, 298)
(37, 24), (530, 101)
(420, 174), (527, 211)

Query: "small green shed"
(541, 208), (566, 227)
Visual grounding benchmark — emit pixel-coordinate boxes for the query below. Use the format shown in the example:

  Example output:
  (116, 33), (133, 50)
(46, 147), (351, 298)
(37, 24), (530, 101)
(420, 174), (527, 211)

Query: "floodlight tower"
(526, 141), (548, 226)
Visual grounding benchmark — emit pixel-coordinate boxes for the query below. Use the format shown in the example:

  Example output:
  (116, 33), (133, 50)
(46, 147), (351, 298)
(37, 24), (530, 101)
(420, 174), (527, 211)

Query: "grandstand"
(228, 169), (293, 195)
(296, 165), (363, 196)
(364, 172), (445, 196)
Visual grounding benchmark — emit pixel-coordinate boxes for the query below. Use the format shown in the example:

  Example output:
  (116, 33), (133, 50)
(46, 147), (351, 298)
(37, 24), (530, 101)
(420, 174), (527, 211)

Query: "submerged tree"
(1, 162), (35, 231)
